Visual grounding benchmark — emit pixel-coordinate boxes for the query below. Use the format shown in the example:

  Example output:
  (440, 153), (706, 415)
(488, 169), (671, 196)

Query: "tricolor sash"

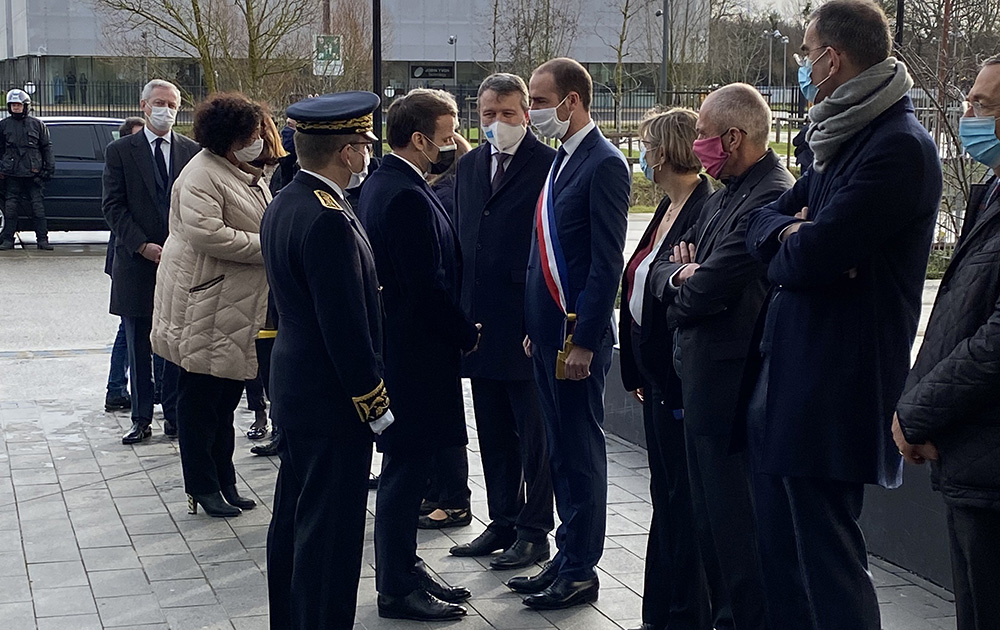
(535, 157), (571, 316)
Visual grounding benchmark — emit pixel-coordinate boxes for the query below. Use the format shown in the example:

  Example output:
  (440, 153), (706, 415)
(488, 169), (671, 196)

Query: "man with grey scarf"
(744, 1), (942, 629)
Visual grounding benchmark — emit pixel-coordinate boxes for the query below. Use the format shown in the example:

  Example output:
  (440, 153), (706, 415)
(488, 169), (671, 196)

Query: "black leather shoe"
(417, 507), (472, 529)
(419, 499), (438, 515)
(522, 576), (599, 610)
(104, 394), (131, 412)
(507, 560), (559, 594)
(377, 589), (467, 621)
(187, 492), (241, 517)
(36, 238), (53, 251)
(450, 529), (515, 557)
(414, 560), (471, 603)
(251, 439), (278, 456)
(491, 539), (551, 570)
(122, 420), (152, 444)
(221, 485), (256, 510)
(163, 419), (178, 437)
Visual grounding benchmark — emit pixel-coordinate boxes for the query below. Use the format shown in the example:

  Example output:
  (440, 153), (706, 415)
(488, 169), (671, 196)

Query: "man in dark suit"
(358, 88), (480, 622)
(102, 79), (199, 445)
(509, 58), (630, 610)
(262, 92), (393, 630)
(745, 2), (942, 628)
(648, 83), (794, 630)
(450, 73), (556, 568)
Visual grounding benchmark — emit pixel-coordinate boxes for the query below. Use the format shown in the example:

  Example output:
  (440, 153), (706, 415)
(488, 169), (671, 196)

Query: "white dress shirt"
(555, 119), (596, 181)
(490, 132), (527, 179)
(143, 125), (171, 175)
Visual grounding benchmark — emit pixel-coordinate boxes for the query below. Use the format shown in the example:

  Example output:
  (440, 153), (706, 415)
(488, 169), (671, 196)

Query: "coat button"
(476, 243), (482, 250)
(484, 210), (491, 216)
(475, 279), (482, 286)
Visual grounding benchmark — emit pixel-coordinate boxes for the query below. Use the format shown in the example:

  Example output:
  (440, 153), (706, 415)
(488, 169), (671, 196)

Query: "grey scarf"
(806, 57), (913, 173)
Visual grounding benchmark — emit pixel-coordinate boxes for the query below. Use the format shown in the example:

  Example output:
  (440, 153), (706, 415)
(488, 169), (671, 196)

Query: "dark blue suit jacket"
(745, 97), (942, 487)
(456, 130), (556, 380)
(260, 171), (384, 440)
(358, 154), (478, 451)
(525, 126), (631, 351)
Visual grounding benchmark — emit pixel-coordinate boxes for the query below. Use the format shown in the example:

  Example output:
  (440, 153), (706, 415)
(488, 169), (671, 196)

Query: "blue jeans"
(106, 319), (129, 398)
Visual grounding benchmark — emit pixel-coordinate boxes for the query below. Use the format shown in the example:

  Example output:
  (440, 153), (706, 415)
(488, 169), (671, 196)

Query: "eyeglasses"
(348, 142), (372, 155)
(963, 100), (993, 117)
(793, 45), (830, 68)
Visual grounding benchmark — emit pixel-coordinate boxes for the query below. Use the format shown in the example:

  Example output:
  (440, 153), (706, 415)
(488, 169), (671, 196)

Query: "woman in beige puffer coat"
(151, 93), (271, 518)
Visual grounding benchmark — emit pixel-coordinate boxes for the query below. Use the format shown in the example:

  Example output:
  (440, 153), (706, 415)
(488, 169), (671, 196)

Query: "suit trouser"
(685, 429), (766, 630)
(425, 445), (471, 509)
(470, 377), (554, 543)
(106, 319), (129, 398)
(752, 474), (879, 630)
(122, 316), (155, 423)
(175, 369), (244, 495)
(640, 381), (710, 630)
(1, 176), (46, 241)
(946, 503), (1000, 630)
(375, 448), (434, 596)
(531, 340), (612, 581)
(267, 426), (373, 630)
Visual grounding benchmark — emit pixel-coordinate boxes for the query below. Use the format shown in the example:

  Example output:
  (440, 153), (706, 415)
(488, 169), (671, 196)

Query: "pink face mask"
(693, 136), (730, 179)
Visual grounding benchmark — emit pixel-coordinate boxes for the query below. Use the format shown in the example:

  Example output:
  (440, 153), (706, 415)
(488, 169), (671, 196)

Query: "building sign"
(410, 64), (453, 80)
(314, 35), (343, 76)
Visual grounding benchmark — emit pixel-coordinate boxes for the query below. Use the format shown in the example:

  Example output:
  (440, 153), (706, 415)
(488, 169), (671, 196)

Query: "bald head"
(700, 84), (772, 151)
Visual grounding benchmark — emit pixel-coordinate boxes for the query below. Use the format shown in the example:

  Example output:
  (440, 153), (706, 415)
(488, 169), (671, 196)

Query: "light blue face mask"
(639, 143), (656, 182)
(959, 116), (1000, 169)
(798, 48), (830, 103)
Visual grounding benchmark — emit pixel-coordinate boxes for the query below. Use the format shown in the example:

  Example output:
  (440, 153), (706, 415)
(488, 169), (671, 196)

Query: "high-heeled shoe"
(246, 410), (268, 440)
(221, 485), (256, 510)
(188, 492), (242, 517)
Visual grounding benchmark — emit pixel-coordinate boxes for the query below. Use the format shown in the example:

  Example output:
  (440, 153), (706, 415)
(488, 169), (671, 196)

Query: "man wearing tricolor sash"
(506, 57), (630, 610)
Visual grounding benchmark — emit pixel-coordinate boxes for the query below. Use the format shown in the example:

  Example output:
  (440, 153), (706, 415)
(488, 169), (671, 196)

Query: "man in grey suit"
(102, 79), (200, 445)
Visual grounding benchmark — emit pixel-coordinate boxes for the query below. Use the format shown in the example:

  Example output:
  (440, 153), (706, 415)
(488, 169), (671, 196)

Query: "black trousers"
(685, 430), (766, 630)
(425, 445), (471, 509)
(267, 426), (372, 630)
(532, 340), (612, 581)
(470, 378), (553, 543)
(176, 369), (245, 495)
(640, 381), (710, 630)
(0, 176), (45, 242)
(123, 316), (155, 423)
(245, 376), (267, 413)
(946, 503), (1000, 630)
(752, 474), (879, 630)
(375, 448), (434, 596)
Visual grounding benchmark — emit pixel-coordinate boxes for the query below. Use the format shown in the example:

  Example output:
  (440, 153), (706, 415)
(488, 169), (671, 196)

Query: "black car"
(6, 116), (124, 232)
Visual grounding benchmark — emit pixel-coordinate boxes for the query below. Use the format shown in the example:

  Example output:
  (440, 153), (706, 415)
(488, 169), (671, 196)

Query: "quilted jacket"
(897, 179), (1000, 509)
(151, 150), (271, 381)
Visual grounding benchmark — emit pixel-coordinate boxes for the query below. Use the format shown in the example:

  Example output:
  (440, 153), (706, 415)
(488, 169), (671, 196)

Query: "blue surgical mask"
(798, 48), (830, 103)
(639, 144), (656, 182)
(959, 116), (1000, 169)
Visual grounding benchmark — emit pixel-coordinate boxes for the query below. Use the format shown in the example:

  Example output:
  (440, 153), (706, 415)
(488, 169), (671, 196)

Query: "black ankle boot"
(221, 485), (256, 510)
(188, 492), (242, 517)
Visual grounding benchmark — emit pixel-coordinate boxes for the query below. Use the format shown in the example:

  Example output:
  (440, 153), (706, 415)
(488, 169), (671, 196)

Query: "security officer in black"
(0, 89), (54, 250)
(261, 92), (393, 630)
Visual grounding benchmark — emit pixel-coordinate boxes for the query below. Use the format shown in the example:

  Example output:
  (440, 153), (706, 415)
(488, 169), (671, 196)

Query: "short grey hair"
(702, 83), (772, 149)
(983, 54), (1000, 68)
(140, 79), (181, 103)
(477, 73), (529, 111)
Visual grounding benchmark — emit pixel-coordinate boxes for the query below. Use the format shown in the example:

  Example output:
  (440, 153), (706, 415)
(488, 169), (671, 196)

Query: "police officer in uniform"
(261, 92), (394, 630)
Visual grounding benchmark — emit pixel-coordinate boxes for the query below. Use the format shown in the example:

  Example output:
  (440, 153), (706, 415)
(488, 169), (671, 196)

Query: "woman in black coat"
(618, 107), (714, 630)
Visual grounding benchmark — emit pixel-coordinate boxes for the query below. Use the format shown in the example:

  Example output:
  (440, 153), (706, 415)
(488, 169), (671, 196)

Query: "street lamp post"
(448, 35), (458, 88)
(372, 0), (383, 157)
(762, 29), (781, 86)
(781, 35), (789, 113)
(655, 1), (670, 103)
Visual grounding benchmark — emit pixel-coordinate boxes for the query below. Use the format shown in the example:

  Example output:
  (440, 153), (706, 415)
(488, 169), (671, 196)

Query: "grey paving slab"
(27, 560), (89, 589)
(32, 585), (98, 617)
(88, 567), (153, 598)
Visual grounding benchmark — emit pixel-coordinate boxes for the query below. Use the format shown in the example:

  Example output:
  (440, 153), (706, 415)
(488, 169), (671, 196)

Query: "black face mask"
(428, 147), (456, 174)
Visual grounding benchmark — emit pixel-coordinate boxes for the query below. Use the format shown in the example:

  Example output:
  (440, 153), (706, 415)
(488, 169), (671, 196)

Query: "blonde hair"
(638, 107), (702, 174)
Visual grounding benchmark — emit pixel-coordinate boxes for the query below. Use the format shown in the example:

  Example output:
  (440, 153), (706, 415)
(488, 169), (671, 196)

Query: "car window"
(48, 125), (99, 161)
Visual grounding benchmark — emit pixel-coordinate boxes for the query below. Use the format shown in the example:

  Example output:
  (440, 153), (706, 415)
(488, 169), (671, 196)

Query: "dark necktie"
(491, 152), (508, 194)
(154, 137), (169, 185)
(552, 146), (567, 181)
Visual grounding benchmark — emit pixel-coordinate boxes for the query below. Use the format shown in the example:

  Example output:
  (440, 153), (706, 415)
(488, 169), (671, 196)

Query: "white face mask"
(348, 149), (371, 189)
(148, 106), (177, 133)
(528, 95), (570, 140)
(482, 120), (527, 153)
(234, 137), (264, 163)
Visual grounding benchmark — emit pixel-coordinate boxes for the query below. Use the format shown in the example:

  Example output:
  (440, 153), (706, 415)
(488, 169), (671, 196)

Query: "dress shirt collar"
(559, 119), (596, 158)
(299, 169), (346, 200)
(143, 125), (170, 146)
(490, 131), (527, 159)
(387, 152), (427, 180)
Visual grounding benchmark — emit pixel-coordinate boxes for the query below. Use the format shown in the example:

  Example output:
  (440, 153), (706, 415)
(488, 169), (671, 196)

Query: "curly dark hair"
(192, 92), (263, 156)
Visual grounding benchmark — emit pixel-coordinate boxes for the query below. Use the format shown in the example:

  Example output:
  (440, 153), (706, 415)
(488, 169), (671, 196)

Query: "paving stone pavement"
(0, 387), (959, 630)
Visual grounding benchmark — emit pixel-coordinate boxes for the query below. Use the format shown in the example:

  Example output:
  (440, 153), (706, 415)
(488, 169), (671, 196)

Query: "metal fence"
(2, 82), (208, 123)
